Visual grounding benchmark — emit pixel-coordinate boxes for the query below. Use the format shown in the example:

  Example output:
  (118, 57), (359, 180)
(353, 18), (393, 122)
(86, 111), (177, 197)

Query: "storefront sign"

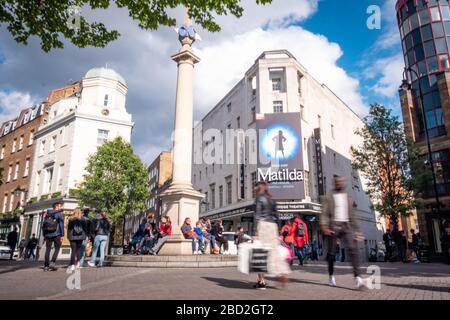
(314, 128), (324, 196)
(276, 201), (322, 213)
(207, 204), (255, 221)
(257, 113), (305, 200)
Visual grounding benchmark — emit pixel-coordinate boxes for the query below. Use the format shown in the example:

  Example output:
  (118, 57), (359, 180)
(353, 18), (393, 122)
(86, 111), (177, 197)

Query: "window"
(318, 115), (322, 130)
(0, 145), (5, 160)
(13, 162), (19, 180)
(424, 40), (436, 57)
(210, 184), (215, 210)
(29, 130), (34, 145)
(442, 5), (450, 21)
(273, 101), (283, 113)
(219, 185), (223, 207)
(204, 192), (208, 211)
(35, 171), (41, 196)
(440, 54), (450, 68)
(9, 193), (14, 212)
(45, 167), (54, 194)
(251, 106), (256, 122)
(304, 171), (310, 197)
(427, 56), (439, 73)
(419, 9), (430, 26)
(24, 159), (30, 177)
(431, 150), (450, 196)
(226, 177), (232, 205)
(237, 116), (240, 129)
(104, 94), (109, 107)
(97, 129), (109, 144)
(251, 172), (257, 198)
(272, 78), (281, 91)
(2, 194), (7, 213)
(227, 102), (231, 113)
(50, 135), (57, 152)
(298, 73), (303, 95)
(39, 140), (45, 156)
(432, 22), (445, 38)
(331, 124), (335, 139)
(421, 24), (433, 41)
(410, 13), (420, 30)
(12, 139), (16, 153)
(300, 105), (305, 120)
(7, 165), (12, 182)
(431, 7), (441, 22)
(58, 164), (65, 188)
(199, 170), (202, 181)
(436, 38), (447, 54)
(19, 135), (24, 150)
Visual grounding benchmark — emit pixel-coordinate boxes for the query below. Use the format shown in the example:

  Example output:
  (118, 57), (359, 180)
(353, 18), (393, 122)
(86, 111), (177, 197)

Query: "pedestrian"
(42, 202), (65, 271)
(252, 181), (290, 290)
(311, 236), (319, 261)
(411, 228), (420, 260)
(132, 218), (147, 255)
(26, 234), (38, 260)
(205, 218), (216, 253)
(88, 212), (111, 268)
(149, 216), (172, 255)
(212, 220), (229, 255)
(321, 175), (368, 289)
(79, 208), (91, 268)
(7, 227), (18, 260)
(383, 229), (392, 261)
(18, 237), (27, 260)
(181, 217), (199, 254)
(234, 226), (246, 247)
(398, 230), (407, 263)
(280, 220), (295, 266)
(67, 208), (88, 272)
(293, 216), (309, 266)
(194, 221), (207, 254)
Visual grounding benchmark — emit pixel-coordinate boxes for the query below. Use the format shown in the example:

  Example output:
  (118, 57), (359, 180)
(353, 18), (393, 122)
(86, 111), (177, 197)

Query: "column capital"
(171, 47), (201, 65)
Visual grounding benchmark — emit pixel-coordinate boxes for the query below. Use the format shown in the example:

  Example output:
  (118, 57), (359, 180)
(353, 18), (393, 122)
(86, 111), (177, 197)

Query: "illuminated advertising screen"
(256, 112), (305, 200)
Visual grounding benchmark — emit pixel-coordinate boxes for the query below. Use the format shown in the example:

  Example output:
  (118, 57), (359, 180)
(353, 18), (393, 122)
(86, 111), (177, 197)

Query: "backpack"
(296, 223), (305, 237)
(43, 212), (58, 233)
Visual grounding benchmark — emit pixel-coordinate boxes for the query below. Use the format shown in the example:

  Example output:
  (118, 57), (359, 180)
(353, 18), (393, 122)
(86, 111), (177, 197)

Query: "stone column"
(158, 18), (204, 255)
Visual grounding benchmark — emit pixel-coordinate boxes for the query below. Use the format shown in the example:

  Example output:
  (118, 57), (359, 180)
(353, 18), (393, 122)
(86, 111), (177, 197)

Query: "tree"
(0, 0), (272, 52)
(351, 103), (431, 231)
(79, 136), (149, 224)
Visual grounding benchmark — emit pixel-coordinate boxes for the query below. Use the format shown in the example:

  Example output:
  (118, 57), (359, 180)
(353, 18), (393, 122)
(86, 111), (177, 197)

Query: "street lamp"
(401, 67), (446, 259)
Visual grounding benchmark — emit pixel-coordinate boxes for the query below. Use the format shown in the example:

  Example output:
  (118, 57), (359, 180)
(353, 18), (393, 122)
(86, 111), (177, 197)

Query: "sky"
(0, 0), (404, 165)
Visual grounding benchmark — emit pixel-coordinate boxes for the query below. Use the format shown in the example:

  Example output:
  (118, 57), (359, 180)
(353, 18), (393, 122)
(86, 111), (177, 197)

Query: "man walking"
(27, 234), (38, 260)
(42, 202), (65, 271)
(321, 176), (367, 289)
(7, 227), (18, 260)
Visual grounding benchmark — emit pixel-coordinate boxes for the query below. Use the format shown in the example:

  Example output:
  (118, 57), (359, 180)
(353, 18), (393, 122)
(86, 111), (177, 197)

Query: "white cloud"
(0, 91), (37, 123)
(368, 53), (404, 97)
(195, 26), (367, 116)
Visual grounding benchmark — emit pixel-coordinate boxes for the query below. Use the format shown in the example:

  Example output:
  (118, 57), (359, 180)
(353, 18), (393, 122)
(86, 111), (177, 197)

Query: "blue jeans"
(140, 237), (155, 251)
(90, 235), (108, 266)
(295, 246), (305, 265)
(210, 235), (216, 253)
(79, 239), (87, 266)
(185, 236), (197, 253)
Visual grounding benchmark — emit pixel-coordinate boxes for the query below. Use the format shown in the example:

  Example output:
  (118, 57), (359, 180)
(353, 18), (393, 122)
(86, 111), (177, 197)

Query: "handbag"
(238, 241), (270, 274)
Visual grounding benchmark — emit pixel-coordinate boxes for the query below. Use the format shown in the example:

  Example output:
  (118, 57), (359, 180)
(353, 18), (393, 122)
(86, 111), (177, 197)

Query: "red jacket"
(293, 217), (309, 248)
(280, 224), (295, 244)
(159, 223), (172, 236)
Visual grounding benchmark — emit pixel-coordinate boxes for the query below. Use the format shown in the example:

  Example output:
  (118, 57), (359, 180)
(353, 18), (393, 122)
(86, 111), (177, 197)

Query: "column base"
(158, 234), (194, 256)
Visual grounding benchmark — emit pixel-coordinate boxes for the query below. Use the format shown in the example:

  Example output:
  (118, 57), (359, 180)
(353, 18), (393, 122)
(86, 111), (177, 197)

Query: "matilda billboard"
(256, 112), (305, 200)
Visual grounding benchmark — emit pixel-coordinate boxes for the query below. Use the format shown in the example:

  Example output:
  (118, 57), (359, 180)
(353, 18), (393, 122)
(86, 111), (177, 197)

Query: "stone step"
(105, 255), (238, 268)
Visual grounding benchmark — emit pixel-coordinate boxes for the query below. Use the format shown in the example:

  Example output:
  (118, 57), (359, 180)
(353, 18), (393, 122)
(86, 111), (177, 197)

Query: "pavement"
(0, 259), (449, 300)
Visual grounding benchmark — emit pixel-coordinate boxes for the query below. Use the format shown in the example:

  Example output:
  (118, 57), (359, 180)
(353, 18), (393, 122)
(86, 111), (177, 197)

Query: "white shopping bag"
(238, 241), (270, 275)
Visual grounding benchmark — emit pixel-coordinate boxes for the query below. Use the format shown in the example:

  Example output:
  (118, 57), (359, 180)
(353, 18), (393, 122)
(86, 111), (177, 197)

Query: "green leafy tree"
(351, 103), (431, 231)
(79, 136), (149, 224)
(0, 0), (272, 52)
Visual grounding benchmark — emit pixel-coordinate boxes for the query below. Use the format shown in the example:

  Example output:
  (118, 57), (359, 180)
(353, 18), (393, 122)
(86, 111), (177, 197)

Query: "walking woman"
(149, 216), (172, 255)
(253, 181), (290, 290)
(67, 208), (88, 272)
(88, 212), (111, 268)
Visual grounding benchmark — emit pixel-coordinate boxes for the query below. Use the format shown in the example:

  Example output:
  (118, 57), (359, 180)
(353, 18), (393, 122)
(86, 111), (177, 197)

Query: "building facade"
(192, 50), (382, 260)
(396, 0), (450, 259)
(148, 151), (172, 217)
(24, 67), (133, 257)
(0, 104), (48, 241)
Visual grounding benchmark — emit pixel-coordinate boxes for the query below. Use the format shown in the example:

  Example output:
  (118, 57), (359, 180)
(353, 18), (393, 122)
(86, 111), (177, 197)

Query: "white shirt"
(333, 193), (349, 222)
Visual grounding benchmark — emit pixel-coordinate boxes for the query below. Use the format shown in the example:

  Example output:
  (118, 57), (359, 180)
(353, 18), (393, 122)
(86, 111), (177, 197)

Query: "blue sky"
(0, 0), (405, 163)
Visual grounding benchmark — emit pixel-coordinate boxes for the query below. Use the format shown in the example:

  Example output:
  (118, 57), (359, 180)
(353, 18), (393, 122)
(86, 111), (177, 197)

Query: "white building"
(24, 68), (133, 254)
(192, 50), (383, 260)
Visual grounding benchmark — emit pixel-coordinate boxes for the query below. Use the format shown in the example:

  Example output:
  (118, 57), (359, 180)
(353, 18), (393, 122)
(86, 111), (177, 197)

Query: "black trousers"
(9, 244), (16, 260)
(70, 240), (83, 265)
(326, 222), (360, 277)
(44, 237), (62, 267)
